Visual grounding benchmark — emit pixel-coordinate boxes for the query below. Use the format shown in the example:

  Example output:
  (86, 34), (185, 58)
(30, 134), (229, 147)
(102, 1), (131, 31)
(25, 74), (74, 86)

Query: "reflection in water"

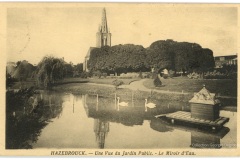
(82, 94), (234, 149)
(94, 119), (109, 149)
(190, 127), (229, 148)
(6, 91), (236, 149)
(150, 116), (230, 149)
(6, 89), (63, 149)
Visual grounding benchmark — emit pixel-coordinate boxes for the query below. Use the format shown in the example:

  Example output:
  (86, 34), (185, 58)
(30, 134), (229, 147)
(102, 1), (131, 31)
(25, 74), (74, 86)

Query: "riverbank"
(52, 82), (192, 102)
(52, 82), (237, 109)
(143, 77), (237, 97)
(9, 76), (237, 108)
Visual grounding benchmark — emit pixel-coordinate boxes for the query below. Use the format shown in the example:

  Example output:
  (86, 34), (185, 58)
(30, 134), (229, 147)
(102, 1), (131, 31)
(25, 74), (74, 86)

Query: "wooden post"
(132, 91), (134, 107)
(96, 94), (99, 111)
(96, 102), (98, 111)
(115, 93), (117, 109)
(73, 96), (74, 113)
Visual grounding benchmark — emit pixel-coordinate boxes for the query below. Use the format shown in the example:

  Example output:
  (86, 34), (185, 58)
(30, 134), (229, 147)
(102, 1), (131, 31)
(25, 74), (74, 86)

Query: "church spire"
(96, 7), (111, 47)
(101, 8), (108, 33)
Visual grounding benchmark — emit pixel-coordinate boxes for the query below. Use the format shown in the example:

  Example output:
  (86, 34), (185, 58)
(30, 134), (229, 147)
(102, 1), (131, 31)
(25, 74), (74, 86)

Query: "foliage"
(6, 72), (17, 88)
(153, 76), (162, 87)
(80, 71), (92, 78)
(92, 70), (102, 78)
(162, 74), (169, 79)
(73, 63), (83, 77)
(112, 79), (124, 89)
(146, 40), (175, 70)
(169, 70), (175, 78)
(102, 73), (107, 78)
(6, 89), (63, 149)
(64, 63), (74, 78)
(204, 71), (237, 79)
(88, 40), (214, 76)
(187, 72), (201, 79)
(12, 60), (36, 81)
(35, 56), (65, 88)
(88, 44), (149, 75)
(221, 64), (237, 73)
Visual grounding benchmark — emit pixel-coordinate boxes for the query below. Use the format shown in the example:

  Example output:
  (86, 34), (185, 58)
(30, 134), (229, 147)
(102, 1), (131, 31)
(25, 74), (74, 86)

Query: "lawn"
(89, 77), (140, 85)
(62, 77), (140, 85)
(143, 77), (237, 97)
(9, 77), (139, 89)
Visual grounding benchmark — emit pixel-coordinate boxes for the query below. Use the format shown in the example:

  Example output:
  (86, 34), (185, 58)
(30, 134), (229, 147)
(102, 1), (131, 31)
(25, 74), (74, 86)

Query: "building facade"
(214, 55), (237, 68)
(83, 8), (112, 72)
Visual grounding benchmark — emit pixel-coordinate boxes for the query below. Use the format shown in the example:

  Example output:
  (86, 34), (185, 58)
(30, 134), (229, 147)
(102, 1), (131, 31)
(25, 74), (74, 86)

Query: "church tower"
(83, 8), (111, 72)
(96, 8), (111, 47)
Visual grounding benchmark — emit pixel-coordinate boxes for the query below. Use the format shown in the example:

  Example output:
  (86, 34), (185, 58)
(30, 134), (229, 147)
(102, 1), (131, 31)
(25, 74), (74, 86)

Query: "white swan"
(117, 97), (128, 111)
(145, 99), (156, 112)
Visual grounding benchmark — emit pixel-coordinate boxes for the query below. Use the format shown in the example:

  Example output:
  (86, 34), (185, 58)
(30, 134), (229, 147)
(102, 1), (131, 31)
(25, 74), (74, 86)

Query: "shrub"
(154, 76), (162, 87)
(204, 71), (237, 80)
(112, 79), (124, 89)
(162, 74), (168, 79)
(80, 71), (90, 78)
(6, 73), (17, 88)
(169, 70), (175, 78)
(102, 73), (107, 78)
(145, 72), (151, 78)
(152, 72), (158, 79)
(187, 72), (201, 79)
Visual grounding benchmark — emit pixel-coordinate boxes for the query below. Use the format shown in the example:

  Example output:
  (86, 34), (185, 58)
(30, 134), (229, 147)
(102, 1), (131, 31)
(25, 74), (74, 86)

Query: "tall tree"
(12, 60), (36, 81)
(35, 56), (65, 88)
(146, 40), (175, 71)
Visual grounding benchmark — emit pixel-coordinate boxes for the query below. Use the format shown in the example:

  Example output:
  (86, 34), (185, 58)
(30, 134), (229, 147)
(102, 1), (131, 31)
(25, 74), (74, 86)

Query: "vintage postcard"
(0, 2), (239, 156)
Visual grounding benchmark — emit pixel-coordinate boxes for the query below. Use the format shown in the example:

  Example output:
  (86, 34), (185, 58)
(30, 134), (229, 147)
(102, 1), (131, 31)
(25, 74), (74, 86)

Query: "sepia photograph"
(1, 2), (239, 156)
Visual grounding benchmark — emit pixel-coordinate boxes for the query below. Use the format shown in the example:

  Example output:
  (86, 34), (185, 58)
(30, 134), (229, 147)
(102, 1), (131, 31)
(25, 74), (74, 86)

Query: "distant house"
(214, 55), (237, 68)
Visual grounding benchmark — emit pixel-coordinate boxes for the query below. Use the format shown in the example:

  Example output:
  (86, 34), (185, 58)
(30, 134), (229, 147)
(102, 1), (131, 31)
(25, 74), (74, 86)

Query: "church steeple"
(101, 8), (108, 33)
(96, 8), (111, 47)
(84, 7), (112, 72)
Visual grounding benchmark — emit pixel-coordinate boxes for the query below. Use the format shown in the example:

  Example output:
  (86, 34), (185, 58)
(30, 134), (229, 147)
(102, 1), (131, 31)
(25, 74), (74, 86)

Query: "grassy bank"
(9, 77), (139, 89)
(62, 77), (140, 85)
(143, 77), (237, 97)
(52, 83), (192, 102)
(53, 82), (237, 108)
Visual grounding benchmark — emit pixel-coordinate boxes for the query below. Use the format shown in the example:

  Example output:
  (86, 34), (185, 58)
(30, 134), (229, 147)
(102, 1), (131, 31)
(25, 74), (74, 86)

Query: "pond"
(6, 91), (237, 149)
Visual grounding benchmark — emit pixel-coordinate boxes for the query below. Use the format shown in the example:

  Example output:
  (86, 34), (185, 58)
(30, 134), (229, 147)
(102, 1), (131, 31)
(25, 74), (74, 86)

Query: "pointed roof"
(189, 85), (220, 105)
(101, 8), (108, 33)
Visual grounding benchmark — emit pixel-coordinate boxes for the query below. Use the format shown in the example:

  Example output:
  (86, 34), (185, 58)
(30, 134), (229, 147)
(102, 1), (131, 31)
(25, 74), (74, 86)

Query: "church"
(83, 8), (112, 72)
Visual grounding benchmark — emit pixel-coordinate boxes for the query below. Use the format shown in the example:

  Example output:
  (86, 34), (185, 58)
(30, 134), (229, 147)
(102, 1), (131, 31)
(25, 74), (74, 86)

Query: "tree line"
(7, 39), (216, 88)
(6, 57), (83, 88)
(88, 39), (215, 75)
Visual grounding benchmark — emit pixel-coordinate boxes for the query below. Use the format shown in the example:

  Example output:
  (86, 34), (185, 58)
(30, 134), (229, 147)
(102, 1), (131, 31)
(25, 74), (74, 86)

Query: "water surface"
(29, 93), (236, 149)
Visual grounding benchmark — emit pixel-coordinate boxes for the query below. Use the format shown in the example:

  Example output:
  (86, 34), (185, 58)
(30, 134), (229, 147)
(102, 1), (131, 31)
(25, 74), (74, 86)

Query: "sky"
(7, 4), (238, 65)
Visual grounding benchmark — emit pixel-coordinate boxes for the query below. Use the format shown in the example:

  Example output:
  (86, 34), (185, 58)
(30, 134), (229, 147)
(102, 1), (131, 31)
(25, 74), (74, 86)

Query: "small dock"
(164, 111), (229, 130)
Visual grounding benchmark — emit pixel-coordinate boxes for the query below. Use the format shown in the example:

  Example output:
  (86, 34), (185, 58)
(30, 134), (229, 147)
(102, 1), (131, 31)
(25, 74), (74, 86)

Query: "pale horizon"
(7, 5), (238, 65)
